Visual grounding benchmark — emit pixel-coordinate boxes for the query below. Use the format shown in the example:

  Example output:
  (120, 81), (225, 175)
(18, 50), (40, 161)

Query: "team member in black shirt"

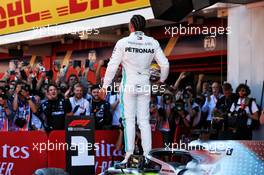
(90, 85), (112, 130)
(39, 84), (71, 131)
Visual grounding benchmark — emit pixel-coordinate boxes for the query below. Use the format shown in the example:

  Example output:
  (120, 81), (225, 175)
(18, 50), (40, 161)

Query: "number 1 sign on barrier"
(65, 115), (95, 175)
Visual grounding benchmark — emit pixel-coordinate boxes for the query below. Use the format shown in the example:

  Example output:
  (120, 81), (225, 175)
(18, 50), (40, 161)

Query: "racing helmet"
(150, 63), (160, 82)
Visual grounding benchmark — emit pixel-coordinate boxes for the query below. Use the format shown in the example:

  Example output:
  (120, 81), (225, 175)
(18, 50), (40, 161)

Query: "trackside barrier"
(0, 131), (163, 175)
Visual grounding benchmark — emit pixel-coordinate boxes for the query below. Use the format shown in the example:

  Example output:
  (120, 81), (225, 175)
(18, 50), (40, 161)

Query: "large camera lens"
(183, 90), (190, 99)
(174, 102), (184, 112)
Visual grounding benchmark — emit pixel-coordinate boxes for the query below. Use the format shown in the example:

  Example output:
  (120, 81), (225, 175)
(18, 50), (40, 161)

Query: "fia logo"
(204, 36), (216, 51)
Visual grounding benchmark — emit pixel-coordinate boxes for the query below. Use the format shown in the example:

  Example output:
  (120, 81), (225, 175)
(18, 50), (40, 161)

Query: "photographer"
(158, 92), (175, 147)
(150, 93), (161, 131)
(0, 87), (12, 131)
(12, 83), (38, 131)
(173, 100), (191, 143)
(36, 70), (54, 91)
(202, 82), (223, 129)
(228, 84), (259, 140)
(30, 95), (45, 130)
(213, 83), (237, 139)
(8, 81), (16, 100)
(183, 86), (201, 129)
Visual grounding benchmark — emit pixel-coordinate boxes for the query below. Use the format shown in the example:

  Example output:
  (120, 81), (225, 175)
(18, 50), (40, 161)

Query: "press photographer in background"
(228, 84), (259, 140)
(202, 82), (223, 129)
(149, 93), (161, 132)
(158, 91), (175, 147)
(183, 86), (201, 129)
(213, 83), (237, 139)
(12, 83), (38, 131)
(173, 86), (201, 143)
(172, 72), (195, 102)
(173, 100), (190, 143)
(0, 85), (12, 131)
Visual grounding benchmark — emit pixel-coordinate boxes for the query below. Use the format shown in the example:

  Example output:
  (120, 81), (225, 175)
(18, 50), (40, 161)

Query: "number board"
(65, 115), (95, 175)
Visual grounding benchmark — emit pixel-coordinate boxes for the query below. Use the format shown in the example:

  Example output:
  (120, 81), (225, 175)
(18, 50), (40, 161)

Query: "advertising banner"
(0, 0), (151, 36)
(0, 131), (47, 175)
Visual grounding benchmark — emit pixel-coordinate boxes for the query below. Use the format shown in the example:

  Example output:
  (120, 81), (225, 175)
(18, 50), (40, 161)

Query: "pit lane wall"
(0, 131), (163, 175)
(0, 0), (154, 45)
(227, 4), (264, 139)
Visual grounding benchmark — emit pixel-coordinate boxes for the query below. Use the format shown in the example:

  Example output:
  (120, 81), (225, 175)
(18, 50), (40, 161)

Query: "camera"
(0, 93), (8, 100)
(174, 102), (185, 113)
(73, 60), (82, 68)
(39, 66), (46, 72)
(22, 60), (29, 67)
(183, 90), (190, 99)
(14, 117), (27, 128)
(220, 104), (228, 113)
(53, 60), (61, 68)
(163, 93), (172, 101)
(227, 109), (248, 129)
(85, 59), (90, 68)
(45, 70), (53, 78)
(0, 85), (9, 92)
(21, 84), (30, 92)
(9, 70), (16, 75)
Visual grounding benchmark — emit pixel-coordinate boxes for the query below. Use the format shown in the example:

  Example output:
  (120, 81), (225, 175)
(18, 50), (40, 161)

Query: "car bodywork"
(101, 140), (264, 175)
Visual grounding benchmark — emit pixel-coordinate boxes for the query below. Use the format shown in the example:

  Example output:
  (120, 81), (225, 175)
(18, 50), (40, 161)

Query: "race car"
(101, 140), (264, 175)
(100, 148), (206, 175)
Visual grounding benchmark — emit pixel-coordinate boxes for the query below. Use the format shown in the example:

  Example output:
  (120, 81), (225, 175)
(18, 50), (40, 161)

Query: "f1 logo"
(69, 120), (90, 127)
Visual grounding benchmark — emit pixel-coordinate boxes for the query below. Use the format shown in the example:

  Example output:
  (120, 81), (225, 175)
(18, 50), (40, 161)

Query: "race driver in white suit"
(99, 15), (169, 163)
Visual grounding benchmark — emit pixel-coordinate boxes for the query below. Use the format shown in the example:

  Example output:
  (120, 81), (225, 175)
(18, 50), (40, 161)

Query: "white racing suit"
(103, 31), (169, 158)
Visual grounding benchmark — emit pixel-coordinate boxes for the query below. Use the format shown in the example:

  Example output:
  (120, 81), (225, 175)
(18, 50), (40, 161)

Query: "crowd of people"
(0, 59), (263, 147)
